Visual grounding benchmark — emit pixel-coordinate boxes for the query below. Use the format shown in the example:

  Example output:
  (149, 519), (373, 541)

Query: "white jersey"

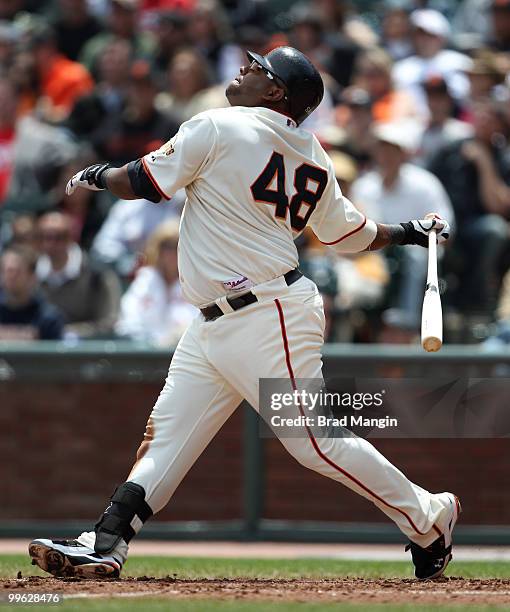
(142, 106), (377, 307)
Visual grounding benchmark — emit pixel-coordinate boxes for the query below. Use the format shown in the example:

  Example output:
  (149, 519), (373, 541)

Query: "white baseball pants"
(124, 275), (452, 552)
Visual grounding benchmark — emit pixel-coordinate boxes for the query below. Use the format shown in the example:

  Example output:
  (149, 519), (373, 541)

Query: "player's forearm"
(103, 165), (138, 200)
(367, 217), (451, 250)
(365, 223), (405, 250)
(66, 161), (155, 201)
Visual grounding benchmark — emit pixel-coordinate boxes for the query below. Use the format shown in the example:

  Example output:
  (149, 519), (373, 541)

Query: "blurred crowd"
(0, 0), (510, 346)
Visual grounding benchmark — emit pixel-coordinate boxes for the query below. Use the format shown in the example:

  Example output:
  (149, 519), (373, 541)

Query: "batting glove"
(400, 216), (450, 248)
(65, 163), (111, 196)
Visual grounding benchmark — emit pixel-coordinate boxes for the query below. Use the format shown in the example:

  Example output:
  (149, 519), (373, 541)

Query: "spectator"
(36, 212), (121, 339)
(28, 23), (94, 120)
(315, 0), (379, 70)
(0, 0), (504, 343)
(381, 5), (413, 61)
(298, 231), (338, 341)
(289, 2), (359, 90)
(6, 110), (78, 213)
(464, 50), (507, 108)
(352, 121), (454, 226)
(8, 48), (38, 117)
(453, 0), (492, 48)
(140, 0), (195, 11)
(353, 47), (417, 123)
(223, 0), (267, 30)
(393, 9), (472, 117)
(91, 192), (183, 278)
(416, 74), (474, 166)
(150, 9), (190, 84)
(0, 0), (24, 20)
(116, 219), (197, 345)
(54, 0), (102, 61)
(327, 149), (358, 198)
(97, 59), (179, 166)
(64, 39), (133, 152)
(187, 0), (235, 83)
(485, 267), (510, 344)
(80, 0), (156, 75)
(335, 87), (374, 171)
(23, 0), (54, 14)
(0, 21), (19, 72)
(0, 79), (18, 204)
(156, 48), (226, 123)
(0, 244), (64, 341)
(329, 149), (389, 340)
(2, 214), (38, 251)
(235, 23), (269, 56)
(94, 37), (132, 114)
(351, 121), (454, 333)
(488, 0), (510, 51)
(428, 97), (510, 314)
(54, 156), (108, 250)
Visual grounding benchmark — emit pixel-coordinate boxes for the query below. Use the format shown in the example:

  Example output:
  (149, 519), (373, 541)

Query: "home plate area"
(2, 575), (510, 606)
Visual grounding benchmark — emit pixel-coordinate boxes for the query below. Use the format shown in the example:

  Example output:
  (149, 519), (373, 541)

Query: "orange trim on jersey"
(274, 298), (431, 538)
(141, 157), (171, 201)
(320, 216), (367, 246)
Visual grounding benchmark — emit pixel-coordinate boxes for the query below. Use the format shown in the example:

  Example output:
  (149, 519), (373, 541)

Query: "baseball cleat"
(28, 538), (122, 579)
(406, 493), (462, 580)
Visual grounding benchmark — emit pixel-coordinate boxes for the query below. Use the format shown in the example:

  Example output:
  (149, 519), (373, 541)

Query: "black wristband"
(80, 163), (112, 190)
(399, 222), (415, 245)
(95, 164), (112, 189)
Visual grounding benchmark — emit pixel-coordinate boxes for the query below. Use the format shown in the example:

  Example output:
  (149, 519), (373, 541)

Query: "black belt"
(201, 269), (303, 321)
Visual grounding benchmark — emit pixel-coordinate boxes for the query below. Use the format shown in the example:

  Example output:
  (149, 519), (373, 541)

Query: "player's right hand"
(400, 215), (450, 248)
(65, 163), (111, 196)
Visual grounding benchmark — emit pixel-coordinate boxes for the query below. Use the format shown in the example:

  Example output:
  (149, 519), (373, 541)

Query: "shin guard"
(94, 482), (153, 554)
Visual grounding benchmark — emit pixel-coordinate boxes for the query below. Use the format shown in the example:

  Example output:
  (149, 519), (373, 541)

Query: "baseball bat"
(421, 224), (443, 352)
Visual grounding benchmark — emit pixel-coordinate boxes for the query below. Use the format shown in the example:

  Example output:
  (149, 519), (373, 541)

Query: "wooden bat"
(421, 221), (443, 352)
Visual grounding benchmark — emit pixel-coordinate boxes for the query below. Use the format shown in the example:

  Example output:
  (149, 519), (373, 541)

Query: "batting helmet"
(246, 46), (324, 126)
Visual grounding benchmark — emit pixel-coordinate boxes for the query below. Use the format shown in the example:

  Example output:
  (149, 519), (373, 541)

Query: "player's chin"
(225, 79), (242, 101)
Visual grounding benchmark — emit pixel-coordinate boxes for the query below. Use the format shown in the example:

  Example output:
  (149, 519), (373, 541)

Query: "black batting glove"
(66, 163), (112, 195)
(400, 216), (450, 248)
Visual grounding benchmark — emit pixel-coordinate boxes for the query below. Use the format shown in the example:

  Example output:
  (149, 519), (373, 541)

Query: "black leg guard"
(94, 482), (153, 554)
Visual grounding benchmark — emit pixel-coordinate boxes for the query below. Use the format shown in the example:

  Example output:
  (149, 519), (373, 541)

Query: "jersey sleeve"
(141, 113), (217, 200)
(309, 167), (377, 253)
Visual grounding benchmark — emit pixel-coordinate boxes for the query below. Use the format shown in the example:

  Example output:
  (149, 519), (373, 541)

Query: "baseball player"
(29, 47), (459, 581)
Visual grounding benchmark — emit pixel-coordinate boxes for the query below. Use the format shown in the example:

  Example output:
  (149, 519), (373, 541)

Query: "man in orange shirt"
(29, 24), (94, 119)
(354, 48), (417, 124)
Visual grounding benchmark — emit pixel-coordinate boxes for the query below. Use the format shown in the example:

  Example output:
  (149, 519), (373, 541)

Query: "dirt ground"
(2, 575), (510, 606)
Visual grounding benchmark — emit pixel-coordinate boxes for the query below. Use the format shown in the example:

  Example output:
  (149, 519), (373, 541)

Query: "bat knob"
(422, 336), (442, 352)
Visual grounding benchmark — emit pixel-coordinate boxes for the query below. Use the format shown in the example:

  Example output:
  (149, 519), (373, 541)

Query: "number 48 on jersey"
(251, 152), (328, 232)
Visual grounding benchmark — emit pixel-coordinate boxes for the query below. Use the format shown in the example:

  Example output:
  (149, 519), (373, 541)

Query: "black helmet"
(246, 46), (324, 126)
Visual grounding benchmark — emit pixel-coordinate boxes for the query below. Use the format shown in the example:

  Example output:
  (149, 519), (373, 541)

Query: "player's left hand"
(65, 163), (111, 196)
(400, 214), (450, 248)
